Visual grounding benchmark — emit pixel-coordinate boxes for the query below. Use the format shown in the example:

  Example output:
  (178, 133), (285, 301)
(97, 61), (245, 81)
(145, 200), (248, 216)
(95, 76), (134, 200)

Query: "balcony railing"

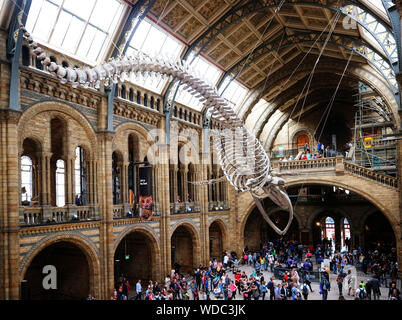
(272, 157), (398, 189)
(113, 202), (161, 219)
(289, 194), (367, 204)
(20, 206), (96, 226)
(272, 157), (337, 171)
(208, 201), (230, 212)
(344, 161), (398, 188)
(170, 201), (201, 214)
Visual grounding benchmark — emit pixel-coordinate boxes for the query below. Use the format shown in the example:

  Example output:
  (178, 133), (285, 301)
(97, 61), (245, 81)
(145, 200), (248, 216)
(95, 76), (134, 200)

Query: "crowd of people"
(106, 239), (400, 301)
(278, 141), (353, 162)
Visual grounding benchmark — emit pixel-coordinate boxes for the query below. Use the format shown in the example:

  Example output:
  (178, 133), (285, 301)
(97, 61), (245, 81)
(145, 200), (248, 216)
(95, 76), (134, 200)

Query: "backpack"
(302, 284), (308, 294)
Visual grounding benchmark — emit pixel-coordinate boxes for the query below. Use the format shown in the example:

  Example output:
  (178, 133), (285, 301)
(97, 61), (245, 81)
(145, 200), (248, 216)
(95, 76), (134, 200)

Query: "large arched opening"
(209, 220), (227, 260)
(243, 203), (300, 252)
(114, 229), (160, 288)
(287, 183), (397, 255)
(21, 241), (92, 300)
(171, 224), (200, 275)
(363, 211), (396, 252)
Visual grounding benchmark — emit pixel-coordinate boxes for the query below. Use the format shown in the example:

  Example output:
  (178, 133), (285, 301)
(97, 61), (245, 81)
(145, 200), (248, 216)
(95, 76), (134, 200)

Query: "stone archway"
(361, 210), (397, 252)
(242, 206), (301, 252)
(170, 222), (201, 275)
(292, 129), (314, 152)
(208, 219), (228, 260)
(20, 235), (100, 300)
(18, 101), (97, 153)
(283, 178), (400, 239)
(114, 227), (161, 285)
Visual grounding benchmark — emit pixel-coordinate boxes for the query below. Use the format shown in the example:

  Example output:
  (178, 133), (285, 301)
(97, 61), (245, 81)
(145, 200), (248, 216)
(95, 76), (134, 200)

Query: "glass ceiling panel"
(25, 0), (125, 64)
(175, 55), (222, 111)
(126, 19), (185, 94)
(343, 4), (397, 63)
(367, 0), (387, 14)
(220, 80), (249, 112)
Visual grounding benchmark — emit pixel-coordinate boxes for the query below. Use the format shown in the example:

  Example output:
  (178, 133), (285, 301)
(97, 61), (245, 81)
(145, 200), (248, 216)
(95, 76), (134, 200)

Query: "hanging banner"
(139, 166), (153, 221)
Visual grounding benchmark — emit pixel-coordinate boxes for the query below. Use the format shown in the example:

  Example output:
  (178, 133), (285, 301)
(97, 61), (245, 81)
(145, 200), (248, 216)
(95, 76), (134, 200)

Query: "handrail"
(20, 205), (96, 226)
(272, 157), (398, 188)
(344, 161), (398, 188)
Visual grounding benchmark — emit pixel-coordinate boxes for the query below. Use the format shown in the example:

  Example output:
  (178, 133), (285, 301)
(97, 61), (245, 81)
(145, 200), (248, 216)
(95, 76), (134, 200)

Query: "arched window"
(344, 218), (351, 238)
(56, 159), (65, 207)
(324, 217), (335, 240)
(342, 218), (351, 249)
(21, 156), (33, 202)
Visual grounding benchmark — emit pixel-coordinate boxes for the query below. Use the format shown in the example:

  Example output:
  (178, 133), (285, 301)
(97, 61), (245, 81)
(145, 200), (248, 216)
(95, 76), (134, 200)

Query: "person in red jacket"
(235, 271), (241, 295)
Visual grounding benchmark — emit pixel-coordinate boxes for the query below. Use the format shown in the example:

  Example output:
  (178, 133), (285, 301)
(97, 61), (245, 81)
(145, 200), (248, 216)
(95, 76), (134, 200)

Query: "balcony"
(20, 205), (97, 227)
(208, 201), (230, 212)
(113, 202), (161, 219)
(289, 193), (367, 204)
(170, 201), (201, 215)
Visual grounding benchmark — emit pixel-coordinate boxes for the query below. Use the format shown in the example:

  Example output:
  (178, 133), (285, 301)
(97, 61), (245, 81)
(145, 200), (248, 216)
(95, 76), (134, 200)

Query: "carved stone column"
(40, 152), (52, 206)
(157, 143), (171, 281)
(182, 167), (188, 201)
(65, 155), (75, 206)
(86, 160), (92, 205)
(0, 109), (22, 299)
(122, 161), (129, 204)
(172, 164), (178, 202)
(199, 153), (210, 265)
(97, 131), (115, 299)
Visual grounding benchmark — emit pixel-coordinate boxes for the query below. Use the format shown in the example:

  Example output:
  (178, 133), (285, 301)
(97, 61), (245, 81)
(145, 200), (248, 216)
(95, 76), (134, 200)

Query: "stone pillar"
(0, 109), (22, 299)
(65, 155), (75, 206)
(397, 133), (402, 283)
(97, 131), (115, 299)
(182, 167), (188, 201)
(227, 185), (240, 255)
(40, 152), (52, 206)
(86, 160), (92, 205)
(158, 143), (171, 281)
(172, 164), (178, 203)
(214, 166), (221, 202)
(199, 154), (210, 265)
(122, 161), (129, 204)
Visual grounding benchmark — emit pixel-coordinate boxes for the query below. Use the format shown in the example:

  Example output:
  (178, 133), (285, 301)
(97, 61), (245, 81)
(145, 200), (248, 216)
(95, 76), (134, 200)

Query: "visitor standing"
(135, 279), (142, 300)
(320, 275), (331, 300)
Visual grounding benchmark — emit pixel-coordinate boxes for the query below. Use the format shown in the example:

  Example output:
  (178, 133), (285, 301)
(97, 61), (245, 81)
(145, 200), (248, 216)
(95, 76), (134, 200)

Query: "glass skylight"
(220, 80), (248, 112)
(125, 19), (184, 94)
(175, 55), (222, 111)
(25, 0), (125, 63)
(367, 0), (387, 14)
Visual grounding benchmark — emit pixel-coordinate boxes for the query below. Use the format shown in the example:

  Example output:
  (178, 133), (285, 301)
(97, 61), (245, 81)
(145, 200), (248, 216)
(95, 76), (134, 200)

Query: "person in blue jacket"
(320, 275), (331, 300)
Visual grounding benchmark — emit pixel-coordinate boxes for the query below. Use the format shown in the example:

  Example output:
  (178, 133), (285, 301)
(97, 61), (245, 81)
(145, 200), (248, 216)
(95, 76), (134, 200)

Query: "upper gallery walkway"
(271, 157), (399, 232)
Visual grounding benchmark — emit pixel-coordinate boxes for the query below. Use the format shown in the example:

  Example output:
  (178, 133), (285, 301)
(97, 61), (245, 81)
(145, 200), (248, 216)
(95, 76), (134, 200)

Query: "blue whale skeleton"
(18, 18), (294, 235)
